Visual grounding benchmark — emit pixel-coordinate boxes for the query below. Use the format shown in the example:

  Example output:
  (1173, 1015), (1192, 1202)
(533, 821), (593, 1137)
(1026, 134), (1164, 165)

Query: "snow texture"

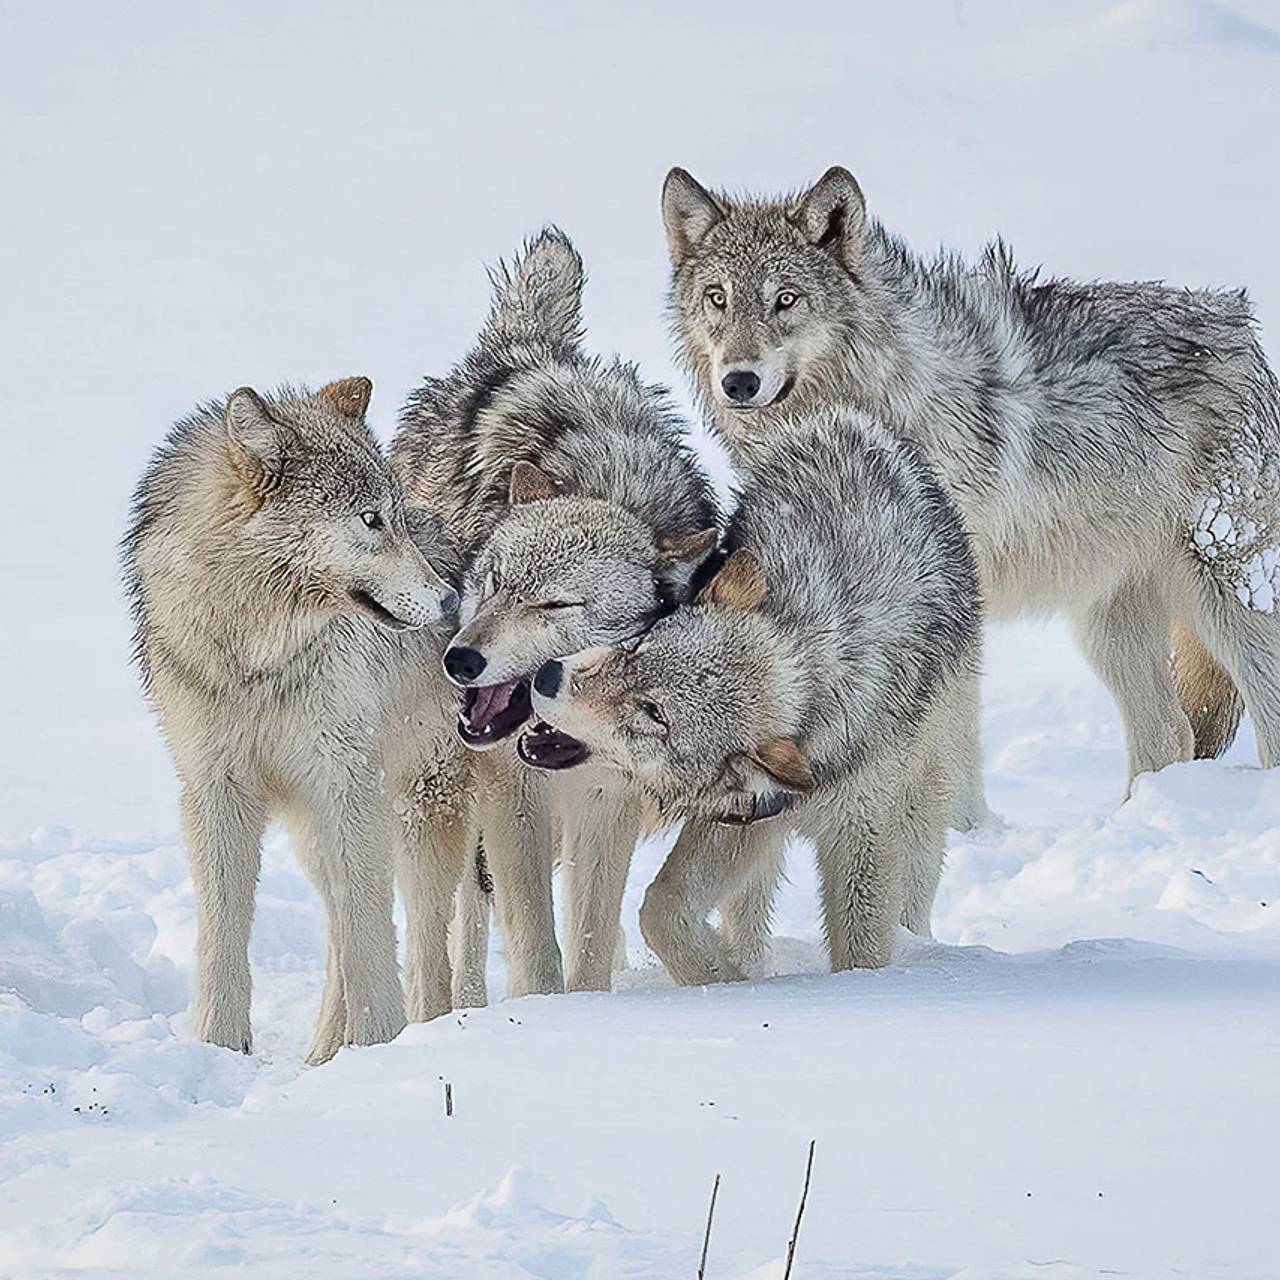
(2, 2), (1279, 1277)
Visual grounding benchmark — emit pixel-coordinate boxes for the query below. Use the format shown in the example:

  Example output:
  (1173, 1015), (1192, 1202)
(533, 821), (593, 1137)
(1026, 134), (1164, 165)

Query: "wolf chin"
(529, 411), (982, 984)
(663, 165), (1280, 790)
(123, 378), (469, 1064)
(394, 231), (718, 997)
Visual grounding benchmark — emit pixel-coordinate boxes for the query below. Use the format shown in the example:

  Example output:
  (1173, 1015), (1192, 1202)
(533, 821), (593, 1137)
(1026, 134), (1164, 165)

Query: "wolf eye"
(775, 291), (799, 311)
(638, 700), (668, 729)
(705, 288), (727, 311)
(539, 600), (583, 611)
(359, 510), (384, 530)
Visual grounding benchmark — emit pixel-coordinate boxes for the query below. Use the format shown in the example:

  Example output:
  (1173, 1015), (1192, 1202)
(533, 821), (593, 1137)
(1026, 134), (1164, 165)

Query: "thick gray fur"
(394, 230), (718, 997)
(532, 410), (982, 982)
(663, 166), (1280, 789)
(124, 380), (469, 1063)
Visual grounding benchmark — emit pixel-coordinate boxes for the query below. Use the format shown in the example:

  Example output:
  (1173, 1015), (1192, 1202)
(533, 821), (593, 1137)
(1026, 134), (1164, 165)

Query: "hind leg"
(1171, 619), (1244, 759)
(1186, 573), (1280, 767)
(1071, 572), (1193, 790)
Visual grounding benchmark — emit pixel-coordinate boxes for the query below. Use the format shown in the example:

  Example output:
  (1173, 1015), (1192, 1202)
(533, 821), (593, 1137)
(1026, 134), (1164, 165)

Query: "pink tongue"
(472, 681), (515, 728)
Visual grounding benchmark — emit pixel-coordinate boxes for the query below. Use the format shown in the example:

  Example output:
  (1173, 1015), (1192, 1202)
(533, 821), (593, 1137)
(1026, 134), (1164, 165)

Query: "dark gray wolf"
(395, 231), (718, 994)
(124, 378), (467, 1063)
(526, 410), (981, 983)
(662, 165), (1280, 790)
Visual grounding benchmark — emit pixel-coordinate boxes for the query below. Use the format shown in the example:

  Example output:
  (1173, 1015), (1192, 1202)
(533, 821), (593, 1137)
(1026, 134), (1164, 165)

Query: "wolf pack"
(124, 167), (1280, 1064)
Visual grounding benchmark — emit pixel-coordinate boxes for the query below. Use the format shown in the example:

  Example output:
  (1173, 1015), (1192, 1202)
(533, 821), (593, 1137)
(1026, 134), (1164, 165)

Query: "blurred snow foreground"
(3, 0), (1280, 1276)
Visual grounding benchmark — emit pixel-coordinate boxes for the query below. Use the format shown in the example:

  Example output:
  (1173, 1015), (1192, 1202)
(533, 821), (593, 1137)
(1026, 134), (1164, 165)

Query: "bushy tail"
(1171, 620), (1243, 759)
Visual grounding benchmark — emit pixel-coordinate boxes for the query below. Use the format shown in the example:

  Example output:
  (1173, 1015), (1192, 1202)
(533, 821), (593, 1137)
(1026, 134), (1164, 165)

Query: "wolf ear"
(697, 548), (766, 611)
(662, 168), (725, 267)
(750, 736), (813, 793)
(655, 527), (718, 596)
(316, 376), (372, 419)
(509, 460), (560, 505)
(225, 388), (291, 494)
(486, 228), (584, 348)
(793, 167), (866, 267)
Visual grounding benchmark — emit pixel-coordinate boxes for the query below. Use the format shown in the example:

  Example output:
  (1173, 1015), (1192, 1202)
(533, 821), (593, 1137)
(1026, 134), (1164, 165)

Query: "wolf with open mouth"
(394, 228), (718, 997)
(528, 408), (983, 989)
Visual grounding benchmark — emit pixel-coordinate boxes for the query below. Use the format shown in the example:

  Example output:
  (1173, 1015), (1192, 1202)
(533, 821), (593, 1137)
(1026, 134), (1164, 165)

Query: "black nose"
(534, 659), (563, 699)
(444, 646), (486, 683)
(439, 589), (460, 618)
(721, 369), (761, 403)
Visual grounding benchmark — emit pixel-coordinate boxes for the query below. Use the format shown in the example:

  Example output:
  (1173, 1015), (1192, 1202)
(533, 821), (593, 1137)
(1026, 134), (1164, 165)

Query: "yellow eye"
(776, 291), (798, 311)
(705, 288), (727, 310)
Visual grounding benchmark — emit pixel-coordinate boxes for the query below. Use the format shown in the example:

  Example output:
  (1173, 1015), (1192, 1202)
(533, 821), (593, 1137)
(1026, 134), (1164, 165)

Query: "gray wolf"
(526, 410), (982, 984)
(124, 378), (469, 1063)
(662, 165), (1280, 790)
(395, 230), (719, 995)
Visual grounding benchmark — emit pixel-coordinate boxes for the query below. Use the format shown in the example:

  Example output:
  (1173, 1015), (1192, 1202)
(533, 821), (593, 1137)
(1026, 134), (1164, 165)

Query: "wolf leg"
(947, 656), (988, 831)
(640, 819), (774, 986)
(1186, 578), (1280, 768)
(898, 753), (948, 938)
(398, 813), (469, 1023)
(718, 825), (786, 971)
(1071, 572), (1193, 789)
(560, 784), (641, 992)
(479, 762), (563, 998)
(289, 803), (405, 1064)
(448, 838), (491, 1009)
(810, 786), (904, 971)
(1171, 618), (1244, 758)
(181, 779), (265, 1053)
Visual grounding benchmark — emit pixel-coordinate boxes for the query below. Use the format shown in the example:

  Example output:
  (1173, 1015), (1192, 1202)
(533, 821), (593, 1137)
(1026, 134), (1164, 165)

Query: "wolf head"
(222, 379), (458, 631)
(444, 459), (716, 750)
(523, 550), (813, 823)
(662, 166), (872, 439)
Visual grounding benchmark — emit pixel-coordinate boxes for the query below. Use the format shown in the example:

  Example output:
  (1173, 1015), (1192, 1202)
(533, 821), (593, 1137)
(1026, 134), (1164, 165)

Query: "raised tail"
(1171, 620), (1243, 759)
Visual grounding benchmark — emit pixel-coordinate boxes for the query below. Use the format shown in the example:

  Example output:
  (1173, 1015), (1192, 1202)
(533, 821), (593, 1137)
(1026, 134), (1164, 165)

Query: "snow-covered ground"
(3, 2), (1279, 1277)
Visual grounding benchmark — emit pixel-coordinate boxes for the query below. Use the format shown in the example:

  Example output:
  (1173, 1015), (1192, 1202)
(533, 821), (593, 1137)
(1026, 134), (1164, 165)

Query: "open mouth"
(350, 588), (411, 631)
(517, 720), (591, 770)
(457, 680), (533, 748)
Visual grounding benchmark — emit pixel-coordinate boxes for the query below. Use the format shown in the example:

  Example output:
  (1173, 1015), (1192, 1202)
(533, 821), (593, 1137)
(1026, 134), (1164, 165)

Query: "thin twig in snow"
(782, 1140), (816, 1280)
(697, 1172), (720, 1279)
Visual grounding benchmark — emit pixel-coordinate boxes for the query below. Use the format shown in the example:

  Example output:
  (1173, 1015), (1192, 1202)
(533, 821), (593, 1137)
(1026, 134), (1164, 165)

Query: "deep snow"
(2, 2), (1279, 1277)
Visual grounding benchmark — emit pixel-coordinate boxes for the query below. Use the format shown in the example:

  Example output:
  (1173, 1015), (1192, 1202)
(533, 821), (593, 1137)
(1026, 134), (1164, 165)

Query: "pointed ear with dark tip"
(662, 168), (725, 267)
(316, 376), (372, 419)
(486, 228), (584, 348)
(751, 736), (813, 793)
(225, 387), (290, 494)
(508, 459), (560, 505)
(697, 548), (766, 611)
(793, 166), (866, 266)
(655, 527), (718, 596)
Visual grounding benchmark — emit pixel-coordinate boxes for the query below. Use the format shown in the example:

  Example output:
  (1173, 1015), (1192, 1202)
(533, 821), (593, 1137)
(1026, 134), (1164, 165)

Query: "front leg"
(288, 802), (406, 1064)
(479, 758), (563, 998)
(559, 780), (641, 992)
(397, 813), (470, 1023)
(180, 777), (266, 1053)
(640, 819), (777, 986)
(810, 784), (905, 972)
